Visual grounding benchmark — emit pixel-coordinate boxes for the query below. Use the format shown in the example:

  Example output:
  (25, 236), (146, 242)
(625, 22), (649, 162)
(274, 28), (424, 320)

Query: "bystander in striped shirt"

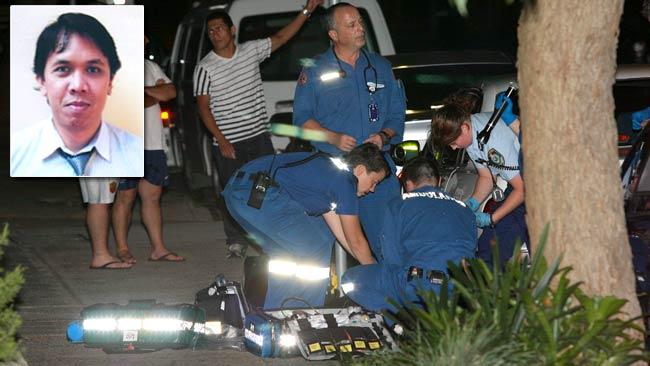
(193, 38), (271, 144)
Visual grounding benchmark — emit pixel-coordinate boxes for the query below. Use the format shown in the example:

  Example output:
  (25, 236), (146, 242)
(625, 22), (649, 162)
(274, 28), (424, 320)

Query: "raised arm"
(269, 0), (323, 52)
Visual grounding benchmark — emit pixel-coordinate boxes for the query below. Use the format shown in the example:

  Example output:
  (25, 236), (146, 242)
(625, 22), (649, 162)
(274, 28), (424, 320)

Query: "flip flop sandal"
(148, 252), (185, 262)
(89, 260), (131, 270)
(117, 250), (136, 263)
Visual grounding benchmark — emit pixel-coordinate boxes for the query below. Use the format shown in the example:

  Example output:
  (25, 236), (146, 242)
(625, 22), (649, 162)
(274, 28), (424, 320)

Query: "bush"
(351, 226), (648, 365)
(0, 224), (25, 362)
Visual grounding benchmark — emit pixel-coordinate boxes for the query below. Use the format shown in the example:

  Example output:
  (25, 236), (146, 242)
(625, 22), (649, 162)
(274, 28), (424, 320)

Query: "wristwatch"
(301, 7), (311, 17)
(378, 130), (390, 145)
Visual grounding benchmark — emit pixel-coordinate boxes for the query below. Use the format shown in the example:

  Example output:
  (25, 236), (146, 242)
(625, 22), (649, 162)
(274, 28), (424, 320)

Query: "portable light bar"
(69, 300), (206, 352)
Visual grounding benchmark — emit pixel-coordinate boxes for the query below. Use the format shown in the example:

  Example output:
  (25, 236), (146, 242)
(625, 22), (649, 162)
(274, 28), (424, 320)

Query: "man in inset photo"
(10, 11), (143, 177)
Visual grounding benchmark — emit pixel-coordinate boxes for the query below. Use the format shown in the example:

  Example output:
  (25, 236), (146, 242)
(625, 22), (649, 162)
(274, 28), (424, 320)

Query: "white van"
(168, 0), (394, 190)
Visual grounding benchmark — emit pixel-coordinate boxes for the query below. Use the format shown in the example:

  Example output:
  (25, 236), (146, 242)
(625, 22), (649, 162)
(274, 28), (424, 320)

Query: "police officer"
(430, 102), (528, 268)
(341, 157), (476, 313)
(292, 2), (406, 259)
(223, 143), (388, 309)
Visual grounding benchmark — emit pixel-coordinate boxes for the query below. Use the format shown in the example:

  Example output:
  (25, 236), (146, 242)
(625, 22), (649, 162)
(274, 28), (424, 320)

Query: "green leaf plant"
(0, 224), (25, 362)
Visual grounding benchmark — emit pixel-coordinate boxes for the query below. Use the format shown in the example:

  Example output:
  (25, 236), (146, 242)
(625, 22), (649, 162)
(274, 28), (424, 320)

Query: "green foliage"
(351, 319), (536, 366)
(0, 224), (25, 362)
(351, 225), (648, 365)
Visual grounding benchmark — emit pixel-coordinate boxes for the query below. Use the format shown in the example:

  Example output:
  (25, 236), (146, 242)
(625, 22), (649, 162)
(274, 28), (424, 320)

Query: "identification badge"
(368, 102), (378, 123)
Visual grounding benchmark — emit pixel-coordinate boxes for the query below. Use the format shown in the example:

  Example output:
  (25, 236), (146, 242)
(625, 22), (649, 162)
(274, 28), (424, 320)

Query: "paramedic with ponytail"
(430, 102), (528, 268)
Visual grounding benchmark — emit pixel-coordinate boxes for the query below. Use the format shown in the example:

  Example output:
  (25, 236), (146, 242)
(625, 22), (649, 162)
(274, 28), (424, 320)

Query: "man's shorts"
(118, 150), (169, 190)
(80, 178), (120, 204)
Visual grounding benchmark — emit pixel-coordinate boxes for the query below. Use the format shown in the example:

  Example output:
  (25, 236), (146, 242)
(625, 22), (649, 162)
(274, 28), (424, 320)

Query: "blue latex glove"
(475, 212), (492, 228)
(465, 197), (480, 212)
(495, 91), (518, 126)
(632, 107), (650, 131)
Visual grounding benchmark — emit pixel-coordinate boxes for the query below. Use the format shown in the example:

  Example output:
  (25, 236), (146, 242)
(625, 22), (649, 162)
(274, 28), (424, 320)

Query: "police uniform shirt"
(256, 153), (359, 216)
(292, 47), (406, 155)
(379, 186), (476, 268)
(466, 112), (521, 181)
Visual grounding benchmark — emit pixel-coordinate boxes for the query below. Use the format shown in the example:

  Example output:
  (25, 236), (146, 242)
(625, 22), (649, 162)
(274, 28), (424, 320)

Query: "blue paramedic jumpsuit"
(341, 186), (476, 313)
(467, 112), (529, 267)
(293, 47), (406, 260)
(223, 152), (360, 309)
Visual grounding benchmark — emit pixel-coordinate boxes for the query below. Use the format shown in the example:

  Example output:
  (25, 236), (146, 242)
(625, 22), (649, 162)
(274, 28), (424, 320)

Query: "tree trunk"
(518, 0), (642, 326)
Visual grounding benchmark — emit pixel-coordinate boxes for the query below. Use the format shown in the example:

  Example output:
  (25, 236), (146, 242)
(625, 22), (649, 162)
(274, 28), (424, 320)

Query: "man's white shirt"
(11, 119), (143, 177)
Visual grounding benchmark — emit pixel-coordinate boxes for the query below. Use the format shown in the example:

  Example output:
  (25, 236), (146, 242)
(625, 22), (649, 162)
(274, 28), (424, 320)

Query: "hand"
(632, 107), (650, 131)
(305, 0), (324, 13)
(495, 91), (517, 126)
(465, 197), (480, 212)
(333, 133), (357, 152)
(144, 93), (157, 108)
(475, 212), (492, 228)
(217, 137), (236, 159)
(364, 134), (384, 149)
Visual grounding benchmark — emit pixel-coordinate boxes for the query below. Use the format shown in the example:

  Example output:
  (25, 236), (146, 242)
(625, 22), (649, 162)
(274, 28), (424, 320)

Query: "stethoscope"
(332, 47), (378, 94)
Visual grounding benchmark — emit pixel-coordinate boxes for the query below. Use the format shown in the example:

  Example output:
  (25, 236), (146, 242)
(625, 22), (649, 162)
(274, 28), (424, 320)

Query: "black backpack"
(195, 274), (249, 330)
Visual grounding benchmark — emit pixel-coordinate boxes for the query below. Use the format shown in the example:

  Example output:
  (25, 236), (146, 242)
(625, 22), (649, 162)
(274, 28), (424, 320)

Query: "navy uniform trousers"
(223, 167), (333, 309)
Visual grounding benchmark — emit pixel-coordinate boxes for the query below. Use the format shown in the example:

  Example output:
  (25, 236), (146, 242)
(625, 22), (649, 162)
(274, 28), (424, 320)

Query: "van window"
(239, 7), (379, 81)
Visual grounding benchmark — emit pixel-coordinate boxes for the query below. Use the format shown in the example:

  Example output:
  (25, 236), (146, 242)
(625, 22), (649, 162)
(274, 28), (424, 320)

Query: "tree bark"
(518, 0), (642, 327)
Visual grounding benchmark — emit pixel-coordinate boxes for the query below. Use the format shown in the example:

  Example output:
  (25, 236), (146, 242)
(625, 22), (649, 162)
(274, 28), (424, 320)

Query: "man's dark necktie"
(58, 148), (94, 176)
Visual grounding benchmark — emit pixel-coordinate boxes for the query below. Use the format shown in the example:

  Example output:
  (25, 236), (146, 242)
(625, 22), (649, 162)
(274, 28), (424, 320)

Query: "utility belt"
(406, 266), (448, 285)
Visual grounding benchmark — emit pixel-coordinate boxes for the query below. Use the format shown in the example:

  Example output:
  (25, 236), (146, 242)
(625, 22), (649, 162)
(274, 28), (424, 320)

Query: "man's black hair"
(33, 13), (121, 80)
(401, 157), (440, 187)
(206, 10), (234, 28)
(345, 143), (389, 175)
(325, 2), (355, 31)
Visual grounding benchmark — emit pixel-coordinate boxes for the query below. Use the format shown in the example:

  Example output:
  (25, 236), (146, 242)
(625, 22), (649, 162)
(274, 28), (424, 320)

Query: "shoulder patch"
(487, 148), (505, 166)
(298, 71), (308, 86)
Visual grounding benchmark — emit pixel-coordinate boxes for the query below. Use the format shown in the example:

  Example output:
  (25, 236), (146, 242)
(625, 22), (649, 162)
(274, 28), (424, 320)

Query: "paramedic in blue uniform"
(341, 157), (476, 313)
(430, 102), (528, 268)
(223, 143), (388, 309)
(292, 2), (406, 259)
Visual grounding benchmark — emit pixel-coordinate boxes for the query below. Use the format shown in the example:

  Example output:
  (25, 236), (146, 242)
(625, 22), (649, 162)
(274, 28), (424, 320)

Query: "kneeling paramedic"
(341, 157), (476, 314)
(430, 100), (528, 268)
(223, 143), (388, 309)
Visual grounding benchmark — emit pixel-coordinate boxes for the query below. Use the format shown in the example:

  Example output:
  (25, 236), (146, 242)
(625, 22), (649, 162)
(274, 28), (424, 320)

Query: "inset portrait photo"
(10, 5), (144, 177)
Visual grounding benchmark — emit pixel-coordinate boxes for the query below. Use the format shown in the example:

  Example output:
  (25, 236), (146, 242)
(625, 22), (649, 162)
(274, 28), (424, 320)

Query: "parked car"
(167, 0), (395, 191)
(393, 55), (650, 203)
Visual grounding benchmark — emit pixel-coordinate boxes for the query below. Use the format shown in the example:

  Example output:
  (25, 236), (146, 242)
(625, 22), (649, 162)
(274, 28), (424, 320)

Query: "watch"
(378, 130), (390, 145)
(301, 7), (311, 17)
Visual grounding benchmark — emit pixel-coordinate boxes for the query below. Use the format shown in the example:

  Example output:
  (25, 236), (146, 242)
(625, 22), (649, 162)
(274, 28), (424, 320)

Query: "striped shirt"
(193, 38), (271, 144)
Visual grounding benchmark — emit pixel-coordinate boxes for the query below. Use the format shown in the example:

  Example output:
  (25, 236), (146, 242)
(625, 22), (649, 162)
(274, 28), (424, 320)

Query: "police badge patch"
(487, 148), (505, 167)
(298, 71), (308, 86)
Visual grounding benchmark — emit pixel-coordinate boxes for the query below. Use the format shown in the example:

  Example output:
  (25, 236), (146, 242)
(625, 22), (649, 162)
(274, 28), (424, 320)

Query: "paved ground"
(0, 168), (338, 366)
